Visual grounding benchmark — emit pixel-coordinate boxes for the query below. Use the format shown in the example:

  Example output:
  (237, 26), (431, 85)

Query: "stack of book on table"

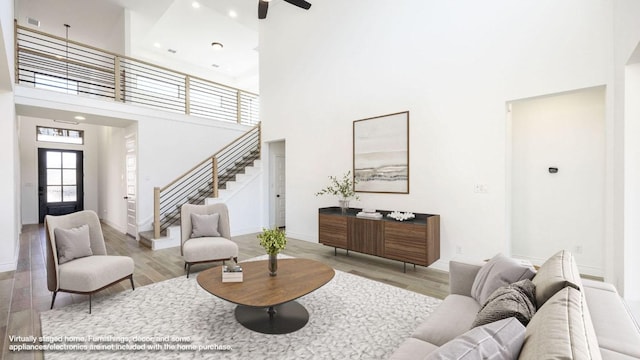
(356, 209), (383, 220)
(222, 264), (243, 282)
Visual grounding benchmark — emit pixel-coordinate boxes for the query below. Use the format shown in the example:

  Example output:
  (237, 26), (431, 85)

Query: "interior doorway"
(38, 148), (84, 222)
(508, 86), (605, 276)
(269, 141), (286, 229)
(125, 133), (137, 238)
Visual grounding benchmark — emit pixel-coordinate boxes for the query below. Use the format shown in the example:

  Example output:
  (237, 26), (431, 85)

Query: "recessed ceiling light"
(154, 42), (161, 48)
(192, 1), (200, 9)
(74, 115), (86, 121)
(211, 42), (224, 50)
(229, 10), (238, 18)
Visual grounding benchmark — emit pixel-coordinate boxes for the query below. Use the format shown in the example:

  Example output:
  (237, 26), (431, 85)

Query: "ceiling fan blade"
(283, 0), (312, 10)
(258, 0), (269, 19)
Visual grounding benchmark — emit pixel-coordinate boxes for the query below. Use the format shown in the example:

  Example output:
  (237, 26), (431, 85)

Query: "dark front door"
(38, 148), (84, 223)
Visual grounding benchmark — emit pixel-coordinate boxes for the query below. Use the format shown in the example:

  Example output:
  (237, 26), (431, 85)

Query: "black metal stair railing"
(153, 124), (261, 238)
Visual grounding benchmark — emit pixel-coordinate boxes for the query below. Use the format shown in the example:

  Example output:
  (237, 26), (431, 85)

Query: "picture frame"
(353, 111), (409, 194)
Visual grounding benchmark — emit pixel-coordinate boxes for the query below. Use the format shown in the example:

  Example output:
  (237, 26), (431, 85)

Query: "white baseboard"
(284, 231), (315, 243)
(428, 259), (450, 272)
(0, 241), (19, 272)
(100, 218), (127, 234)
(231, 227), (263, 237)
(0, 260), (17, 273)
(511, 253), (604, 277)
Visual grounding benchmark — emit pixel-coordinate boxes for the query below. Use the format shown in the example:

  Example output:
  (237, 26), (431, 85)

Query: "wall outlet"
(455, 246), (463, 255)
(474, 184), (489, 194)
(575, 245), (583, 254)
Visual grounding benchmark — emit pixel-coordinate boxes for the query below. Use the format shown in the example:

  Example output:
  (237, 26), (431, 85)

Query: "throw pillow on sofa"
(471, 253), (536, 305)
(531, 250), (582, 308)
(425, 317), (525, 360)
(472, 279), (536, 328)
(519, 286), (601, 360)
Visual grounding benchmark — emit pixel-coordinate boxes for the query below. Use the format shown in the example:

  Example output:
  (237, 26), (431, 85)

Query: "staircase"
(140, 124), (261, 250)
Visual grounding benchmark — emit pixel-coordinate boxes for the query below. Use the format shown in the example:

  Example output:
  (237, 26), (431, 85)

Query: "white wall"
(625, 60), (640, 300)
(19, 116), (100, 224)
(97, 125), (127, 232)
(0, 1), (18, 272)
(0, 0), (14, 91)
(612, 0), (640, 298)
(0, 92), (18, 272)
(510, 87), (605, 275)
(259, 0), (634, 271)
(207, 173), (263, 236)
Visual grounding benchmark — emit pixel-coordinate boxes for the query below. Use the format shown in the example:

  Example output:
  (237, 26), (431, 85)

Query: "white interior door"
(125, 133), (137, 238)
(275, 154), (286, 228)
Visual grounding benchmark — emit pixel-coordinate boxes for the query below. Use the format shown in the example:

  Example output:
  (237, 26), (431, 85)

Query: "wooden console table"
(318, 207), (440, 271)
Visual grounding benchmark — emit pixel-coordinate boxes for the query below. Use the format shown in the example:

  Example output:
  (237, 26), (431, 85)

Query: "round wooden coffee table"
(197, 258), (335, 334)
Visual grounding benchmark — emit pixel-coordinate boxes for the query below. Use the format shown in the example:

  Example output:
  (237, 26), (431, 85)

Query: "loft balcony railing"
(153, 124), (261, 238)
(14, 21), (260, 126)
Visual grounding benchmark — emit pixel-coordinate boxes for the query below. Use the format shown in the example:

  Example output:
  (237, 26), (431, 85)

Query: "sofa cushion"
(412, 294), (481, 346)
(531, 250), (582, 308)
(190, 213), (221, 238)
(425, 317), (525, 360)
(472, 279), (536, 328)
(519, 286), (602, 360)
(471, 253), (536, 305)
(54, 224), (93, 265)
(389, 338), (439, 360)
(582, 283), (640, 358)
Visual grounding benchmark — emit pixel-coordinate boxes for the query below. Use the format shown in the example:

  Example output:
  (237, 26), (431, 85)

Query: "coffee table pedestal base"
(234, 301), (309, 334)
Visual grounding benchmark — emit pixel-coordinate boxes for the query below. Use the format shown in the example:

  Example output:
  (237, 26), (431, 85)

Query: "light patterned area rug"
(39, 257), (441, 359)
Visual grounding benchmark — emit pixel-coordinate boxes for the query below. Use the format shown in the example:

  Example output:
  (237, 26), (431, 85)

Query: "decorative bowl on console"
(387, 211), (415, 221)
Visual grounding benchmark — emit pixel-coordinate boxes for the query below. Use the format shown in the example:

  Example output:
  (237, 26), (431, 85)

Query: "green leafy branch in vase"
(315, 171), (360, 200)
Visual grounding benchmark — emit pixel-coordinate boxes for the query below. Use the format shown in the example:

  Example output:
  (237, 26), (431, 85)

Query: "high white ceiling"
(15, 0), (262, 92)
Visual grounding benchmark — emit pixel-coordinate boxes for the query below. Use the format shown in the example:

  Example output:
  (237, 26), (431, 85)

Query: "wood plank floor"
(1, 223), (449, 360)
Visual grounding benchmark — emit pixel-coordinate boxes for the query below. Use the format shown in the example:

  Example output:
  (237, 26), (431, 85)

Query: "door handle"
(123, 196), (129, 199)
(276, 195), (280, 198)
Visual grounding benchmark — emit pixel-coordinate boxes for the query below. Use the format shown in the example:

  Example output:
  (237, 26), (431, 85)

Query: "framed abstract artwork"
(353, 111), (409, 194)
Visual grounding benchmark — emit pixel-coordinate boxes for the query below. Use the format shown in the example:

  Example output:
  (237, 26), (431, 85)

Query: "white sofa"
(390, 250), (640, 359)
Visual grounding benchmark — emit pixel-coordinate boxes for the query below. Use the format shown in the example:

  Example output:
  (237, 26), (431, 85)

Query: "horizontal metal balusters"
(153, 125), (261, 237)
(15, 23), (259, 126)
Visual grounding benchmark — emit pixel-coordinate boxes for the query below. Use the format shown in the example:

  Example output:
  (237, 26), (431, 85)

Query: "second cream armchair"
(180, 203), (238, 278)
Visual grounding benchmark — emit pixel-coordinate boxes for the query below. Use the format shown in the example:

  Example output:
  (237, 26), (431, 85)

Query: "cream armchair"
(45, 210), (135, 313)
(181, 203), (238, 278)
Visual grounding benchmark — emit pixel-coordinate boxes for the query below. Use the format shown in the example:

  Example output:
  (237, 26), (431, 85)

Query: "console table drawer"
(384, 222), (428, 265)
(318, 214), (347, 248)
